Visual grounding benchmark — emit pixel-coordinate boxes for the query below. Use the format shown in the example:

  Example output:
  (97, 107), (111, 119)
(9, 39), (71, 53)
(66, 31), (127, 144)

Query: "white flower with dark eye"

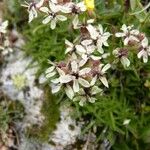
(76, 39), (101, 66)
(49, 66), (74, 99)
(91, 63), (111, 88)
(70, 60), (91, 93)
(115, 24), (139, 45)
(40, 2), (67, 29)
(96, 24), (111, 54)
(0, 20), (8, 34)
(22, 0), (45, 23)
(113, 48), (130, 67)
(137, 37), (150, 63)
(73, 86), (103, 106)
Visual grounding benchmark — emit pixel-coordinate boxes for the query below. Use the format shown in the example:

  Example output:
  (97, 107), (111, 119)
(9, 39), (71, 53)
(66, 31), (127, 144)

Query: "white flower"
(40, 2), (67, 29)
(73, 86), (103, 106)
(91, 63), (111, 88)
(22, 0), (45, 23)
(96, 24), (111, 54)
(0, 20), (8, 34)
(113, 48), (130, 67)
(137, 37), (150, 63)
(70, 60), (91, 92)
(76, 39), (101, 66)
(115, 24), (139, 45)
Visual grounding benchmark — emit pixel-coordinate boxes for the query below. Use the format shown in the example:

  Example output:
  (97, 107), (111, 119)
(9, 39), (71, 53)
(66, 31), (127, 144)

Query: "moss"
(27, 86), (60, 142)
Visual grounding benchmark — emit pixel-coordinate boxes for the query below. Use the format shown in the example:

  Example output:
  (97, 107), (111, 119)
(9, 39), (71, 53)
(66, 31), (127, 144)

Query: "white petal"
(129, 35), (139, 42)
(60, 5), (72, 13)
(81, 39), (92, 46)
(121, 57), (130, 67)
(143, 55), (148, 63)
(101, 64), (111, 73)
(59, 75), (72, 83)
(99, 76), (109, 88)
(141, 37), (148, 48)
(98, 24), (103, 34)
(79, 68), (91, 76)
(121, 24), (128, 32)
(75, 45), (86, 54)
(73, 79), (79, 92)
(45, 66), (55, 74)
(91, 86), (103, 95)
(42, 16), (51, 24)
(97, 47), (104, 54)
(57, 15), (67, 21)
(130, 29), (139, 35)
(115, 32), (126, 37)
(124, 37), (129, 45)
(65, 39), (73, 47)
(79, 98), (86, 106)
(77, 2), (86, 11)
(28, 11), (34, 23)
(113, 49), (119, 56)
(78, 78), (90, 87)
(56, 68), (65, 76)
(87, 19), (94, 24)
(46, 71), (56, 78)
(79, 59), (87, 67)
(72, 15), (79, 29)
(90, 76), (97, 86)
(65, 47), (72, 54)
(86, 24), (99, 40)
(39, 7), (49, 13)
(49, 2), (59, 13)
(50, 19), (56, 29)
(51, 78), (60, 84)
(88, 97), (97, 103)
(51, 84), (61, 93)
(90, 55), (101, 60)
(137, 50), (145, 59)
(65, 85), (74, 99)
(71, 61), (78, 73)
(36, 0), (45, 8)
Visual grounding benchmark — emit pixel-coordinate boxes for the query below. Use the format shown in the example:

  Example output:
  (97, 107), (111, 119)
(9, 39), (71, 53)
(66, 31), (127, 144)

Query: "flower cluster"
(23, 1), (150, 105)
(0, 20), (13, 55)
(22, 0), (87, 29)
(114, 24), (150, 67)
(45, 20), (111, 106)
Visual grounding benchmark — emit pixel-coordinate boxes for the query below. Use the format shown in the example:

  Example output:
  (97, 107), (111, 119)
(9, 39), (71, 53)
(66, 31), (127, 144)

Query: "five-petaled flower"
(115, 24), (139, 46)
(40, 2), (67, 29)
(22, 0), (45, 23)
(138, 37), (150, 63)
(113, 48), (130, 67)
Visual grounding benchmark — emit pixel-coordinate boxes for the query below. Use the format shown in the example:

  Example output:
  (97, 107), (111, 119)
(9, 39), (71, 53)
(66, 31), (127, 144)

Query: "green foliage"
(23, 19), (77, 76)
(26, 86), (60, 142)
(4, 0), (28, 30)
(0, 96), (24, 139)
